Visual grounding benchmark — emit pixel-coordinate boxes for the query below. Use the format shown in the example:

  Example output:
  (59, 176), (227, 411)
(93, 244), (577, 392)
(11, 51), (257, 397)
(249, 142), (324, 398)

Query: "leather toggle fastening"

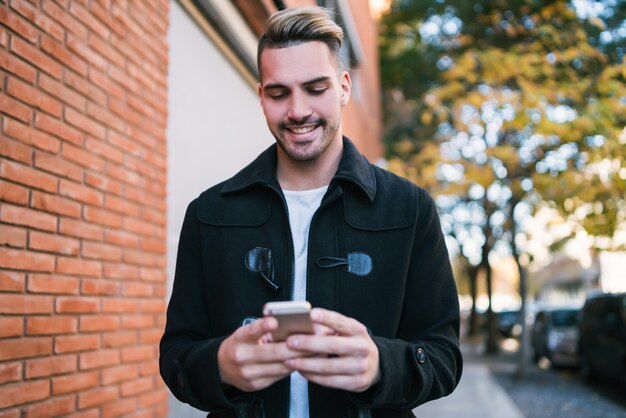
(317, 252), (373, 276)
(245, 247), (281, 293)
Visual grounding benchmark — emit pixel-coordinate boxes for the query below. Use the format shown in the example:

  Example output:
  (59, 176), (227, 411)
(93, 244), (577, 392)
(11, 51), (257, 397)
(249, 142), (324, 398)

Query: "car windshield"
(551, 310), (578, 327)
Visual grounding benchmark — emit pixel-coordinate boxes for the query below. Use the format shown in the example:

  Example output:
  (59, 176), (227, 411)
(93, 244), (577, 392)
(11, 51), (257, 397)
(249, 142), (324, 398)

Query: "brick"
(56, 297), (100, 313)
(0, 337), (53, 361)
(0, 224), (27, 248)
(0, 362), (21, 385)
(59, 218), (103, 241)
(62, 142), (105, 171)
(31, 190), (82, 218)
(0, 247), (56, 272)
(107, 130), (142, 157)
(122, 217), (157, 238)
(138, 359), (159, 377)
(101, 364), (138, 385)
(103, 263), (139, 280)
(3, 117), (61, 153)
(29, 230), (80, 255)
(7, 76), (63, 117)
(109, 65), (140, 95)
(102, 398), (137, 418)
(79, 314), (119, 332)
(127, 94), (156, 119)
(121, 346), (153, 363)
(59, 179), (103, 205)
(64, 71), (106, 106)
(0, 48), (37, 83)
(84, 137), (124, 164)
(39, 73), (86, 111)
(64, 106), (106, 139)
(122, 281), (153, 297)
(27, 315), (78, 336)
(0, 91), (33, 122)
(83, 205), (122, 228)
(78, 386), (118, 409)
(102, 297), (139, 314)
(35, 148), (85, 183)
(121, 313), (153, 329)
(121, 376), (152, 397)
(28, 273), (80, 295)
(0, 6), (38, 43)
(57, 257), (102, 277)
(81, 278), (119, 296)
(0, 179), (29, 205)
(41, 35), (88, 76)
(0, 293), (54, 314)
(123, 249), (165, 268)
(0, 380), (50, 409)
(139, 237), (166, 254)
(104, 195), (140, 217)
(52, 370), (98, 395)
(0, 409), (20, 418)
(91, 2), (126, 39)
(0, 158), (58, 192)
(11, 35), (62, 79)
(23, 395), (77, 418)
(82, 241), (121, 261)
(35, 112), (84, 145)
(68, 2), (110, 40)
(65, 33), (107, 72)
(55, 334), (99, 354)
(138, 299), (165, 314)
(139, 389), (168, 409)
(86, 101), (126, 133)
(102, 330), (136, 348)
(0, 270), (25, 291)
(65, 409), (99, 418)
(79, 348), (120, 370)
(0, 316), (23, 338)
(105, 230), (139, 248)
(89, 68), (125, 100)
(10, 0), (65, 42)
(1, 203), (58, 232)
(0, 136), (32, 164)
(85, 172), (123, 195)
(42, 0), (88, 41)
(25, 353), (77, 378)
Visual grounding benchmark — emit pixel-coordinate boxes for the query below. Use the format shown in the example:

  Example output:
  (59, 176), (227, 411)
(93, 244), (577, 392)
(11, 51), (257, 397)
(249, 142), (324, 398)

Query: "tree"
(380, 0), (626, 358)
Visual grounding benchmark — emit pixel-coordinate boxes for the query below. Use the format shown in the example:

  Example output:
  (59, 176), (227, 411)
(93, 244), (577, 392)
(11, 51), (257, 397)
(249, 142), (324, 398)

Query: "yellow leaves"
(486, 146), (520, 167)
(421, 111), (433, 126)
(588, 17), (606, 31)
(465, 164), (495, 189)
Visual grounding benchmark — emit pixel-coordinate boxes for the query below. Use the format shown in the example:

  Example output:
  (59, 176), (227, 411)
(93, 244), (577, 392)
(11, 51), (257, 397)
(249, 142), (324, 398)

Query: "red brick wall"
(0, 1), (169, 417)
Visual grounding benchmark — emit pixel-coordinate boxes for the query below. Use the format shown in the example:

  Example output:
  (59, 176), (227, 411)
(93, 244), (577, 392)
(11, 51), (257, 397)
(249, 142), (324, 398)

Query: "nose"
(286, 91), (312, 121)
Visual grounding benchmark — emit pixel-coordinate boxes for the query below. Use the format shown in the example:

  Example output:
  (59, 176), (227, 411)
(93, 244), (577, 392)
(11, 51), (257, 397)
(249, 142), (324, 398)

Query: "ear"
(339, 70), (352, 107)
(257, 82), (263, 100)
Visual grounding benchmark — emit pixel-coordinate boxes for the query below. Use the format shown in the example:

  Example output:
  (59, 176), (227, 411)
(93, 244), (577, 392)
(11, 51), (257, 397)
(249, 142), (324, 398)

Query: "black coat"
(160, 138), (462, 418)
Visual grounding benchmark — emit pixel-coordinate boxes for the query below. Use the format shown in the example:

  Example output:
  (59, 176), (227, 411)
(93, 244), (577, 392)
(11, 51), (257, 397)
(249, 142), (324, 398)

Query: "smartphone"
(262, 300), (314, 341)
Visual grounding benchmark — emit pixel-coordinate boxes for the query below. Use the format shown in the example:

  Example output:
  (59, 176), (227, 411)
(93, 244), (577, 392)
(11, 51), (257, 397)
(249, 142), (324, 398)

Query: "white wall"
(166, 2), (273, 416)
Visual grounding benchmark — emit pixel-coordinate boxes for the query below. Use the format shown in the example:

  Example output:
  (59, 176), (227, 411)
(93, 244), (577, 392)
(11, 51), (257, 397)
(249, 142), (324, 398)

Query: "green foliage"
(380, 0), (626, 259)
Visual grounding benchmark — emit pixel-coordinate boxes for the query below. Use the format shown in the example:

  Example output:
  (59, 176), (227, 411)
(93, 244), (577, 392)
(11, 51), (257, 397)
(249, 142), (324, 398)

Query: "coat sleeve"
(350, 187), (463, 410)
(159, 199), (256, 412)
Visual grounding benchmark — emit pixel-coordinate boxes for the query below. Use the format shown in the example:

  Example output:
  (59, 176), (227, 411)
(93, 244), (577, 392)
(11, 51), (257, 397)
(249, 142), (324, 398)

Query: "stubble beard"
(272, 117), (340, 162)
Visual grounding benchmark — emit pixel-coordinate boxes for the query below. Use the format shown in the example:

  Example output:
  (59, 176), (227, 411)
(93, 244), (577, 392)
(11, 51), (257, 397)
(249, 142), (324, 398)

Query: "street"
(416, 334), (626, 418)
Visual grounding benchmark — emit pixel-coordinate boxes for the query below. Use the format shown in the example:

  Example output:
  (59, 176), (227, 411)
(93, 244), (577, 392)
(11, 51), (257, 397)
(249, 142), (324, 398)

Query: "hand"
(284, 308), (381, 392)
(217, 316), (303, 392)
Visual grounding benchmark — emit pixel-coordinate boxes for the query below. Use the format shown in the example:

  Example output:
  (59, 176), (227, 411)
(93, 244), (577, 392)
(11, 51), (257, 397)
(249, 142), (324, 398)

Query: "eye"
(269, 92), (288, 100)
(308, 87), (327, 95)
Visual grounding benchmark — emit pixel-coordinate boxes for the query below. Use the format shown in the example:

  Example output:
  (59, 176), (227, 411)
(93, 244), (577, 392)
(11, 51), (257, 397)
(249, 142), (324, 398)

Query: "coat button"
(416, 348), (426, 364)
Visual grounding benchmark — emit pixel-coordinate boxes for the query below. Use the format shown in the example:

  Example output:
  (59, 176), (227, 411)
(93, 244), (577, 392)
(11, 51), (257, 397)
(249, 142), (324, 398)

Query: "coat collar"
(221, 136), (376, 201)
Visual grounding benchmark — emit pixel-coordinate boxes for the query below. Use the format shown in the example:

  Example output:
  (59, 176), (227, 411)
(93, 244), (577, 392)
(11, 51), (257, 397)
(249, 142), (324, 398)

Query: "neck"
(277, 136), (343, 191)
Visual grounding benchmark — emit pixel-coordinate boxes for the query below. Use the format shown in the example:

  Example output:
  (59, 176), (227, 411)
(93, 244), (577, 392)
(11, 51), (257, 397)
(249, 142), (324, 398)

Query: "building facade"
(0, 1), (381, 417)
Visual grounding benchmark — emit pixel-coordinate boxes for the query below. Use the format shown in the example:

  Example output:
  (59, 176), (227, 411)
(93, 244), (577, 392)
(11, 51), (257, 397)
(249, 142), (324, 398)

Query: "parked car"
(531, 307), (580, 367)
(496, 309), (522, 338)
(578, 292), (626, 384)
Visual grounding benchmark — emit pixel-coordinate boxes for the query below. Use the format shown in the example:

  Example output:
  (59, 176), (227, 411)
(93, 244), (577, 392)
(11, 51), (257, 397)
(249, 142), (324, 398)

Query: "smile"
(287, 125), (318, 134)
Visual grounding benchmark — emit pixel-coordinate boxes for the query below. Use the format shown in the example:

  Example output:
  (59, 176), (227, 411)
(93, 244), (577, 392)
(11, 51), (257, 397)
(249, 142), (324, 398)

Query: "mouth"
(287, 125), (318, 135)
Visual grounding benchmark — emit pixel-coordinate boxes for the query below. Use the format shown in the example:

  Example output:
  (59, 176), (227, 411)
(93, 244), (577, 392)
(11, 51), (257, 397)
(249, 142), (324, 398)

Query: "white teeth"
(290, 126), (315, 134)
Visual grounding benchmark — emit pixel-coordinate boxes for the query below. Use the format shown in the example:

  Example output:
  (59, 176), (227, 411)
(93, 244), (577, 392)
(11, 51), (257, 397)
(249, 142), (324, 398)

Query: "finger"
(310, 308), (367, 336)
(239, 316), (278, 342)
(286, 356), (365, 376)
(240, 362), (293, 381)
(298, 372), (372, 392)
(239, 341), (306, 364)
(287, 334), (366, 356)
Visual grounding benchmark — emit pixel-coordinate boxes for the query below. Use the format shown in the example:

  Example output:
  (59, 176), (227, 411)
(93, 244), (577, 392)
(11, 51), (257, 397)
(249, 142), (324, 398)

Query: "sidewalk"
(413, 363), (525, 418)
(413, 335), (526, 418)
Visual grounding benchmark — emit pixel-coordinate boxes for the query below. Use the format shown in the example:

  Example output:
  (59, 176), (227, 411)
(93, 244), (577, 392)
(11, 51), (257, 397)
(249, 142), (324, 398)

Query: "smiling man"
(160, 7), (462, 418)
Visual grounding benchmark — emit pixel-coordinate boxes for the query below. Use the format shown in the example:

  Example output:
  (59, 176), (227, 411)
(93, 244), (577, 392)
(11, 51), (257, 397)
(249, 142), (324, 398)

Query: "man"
(160, 7), (462, 418)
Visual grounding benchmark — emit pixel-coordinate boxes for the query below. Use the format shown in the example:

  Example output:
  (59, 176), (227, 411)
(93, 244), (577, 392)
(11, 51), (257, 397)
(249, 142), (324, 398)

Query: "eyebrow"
(263, 76), (331, 91)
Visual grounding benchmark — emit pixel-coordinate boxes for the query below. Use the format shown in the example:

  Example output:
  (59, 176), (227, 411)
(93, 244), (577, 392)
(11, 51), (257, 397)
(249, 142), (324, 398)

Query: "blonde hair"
(257, 7), (344, 78)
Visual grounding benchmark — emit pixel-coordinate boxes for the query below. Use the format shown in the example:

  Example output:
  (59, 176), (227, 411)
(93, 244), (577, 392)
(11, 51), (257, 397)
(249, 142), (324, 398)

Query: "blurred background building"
(0, 1), (382, 417)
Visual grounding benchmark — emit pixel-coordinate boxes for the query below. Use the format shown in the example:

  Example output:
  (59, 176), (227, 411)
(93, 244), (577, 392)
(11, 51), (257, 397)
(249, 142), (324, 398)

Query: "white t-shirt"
(283, 185), (328, 418)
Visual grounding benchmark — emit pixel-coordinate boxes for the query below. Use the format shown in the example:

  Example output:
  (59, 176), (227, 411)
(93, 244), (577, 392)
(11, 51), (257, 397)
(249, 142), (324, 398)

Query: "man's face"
(258, 41), (351, 162)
